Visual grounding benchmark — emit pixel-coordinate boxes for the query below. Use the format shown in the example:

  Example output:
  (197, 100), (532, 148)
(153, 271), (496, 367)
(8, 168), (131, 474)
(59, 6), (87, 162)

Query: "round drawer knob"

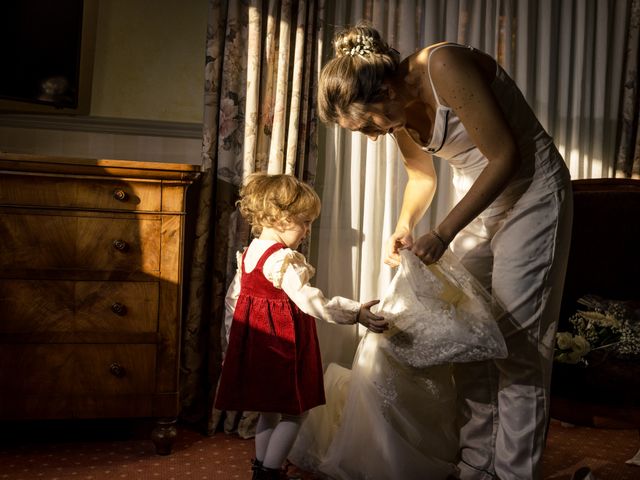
(112, 239), (129, 252)
(113, 189), (129, 202)
(111, 302), (128, 316)
(109, 362), (126, 378)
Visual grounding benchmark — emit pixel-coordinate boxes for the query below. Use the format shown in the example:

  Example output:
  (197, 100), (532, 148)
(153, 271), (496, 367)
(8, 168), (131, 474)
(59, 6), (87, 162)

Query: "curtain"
(180, 0), (324, 436)
(615, 0), (640, 178)
(312, 0), (634, 367)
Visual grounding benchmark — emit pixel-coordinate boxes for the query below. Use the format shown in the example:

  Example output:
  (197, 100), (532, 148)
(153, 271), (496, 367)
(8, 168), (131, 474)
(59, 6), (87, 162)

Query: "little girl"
(215, 173), (387, 480)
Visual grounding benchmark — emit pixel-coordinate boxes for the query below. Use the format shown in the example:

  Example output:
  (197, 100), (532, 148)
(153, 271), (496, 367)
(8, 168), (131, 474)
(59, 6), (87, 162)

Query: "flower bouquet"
(554, 295), (640, 366)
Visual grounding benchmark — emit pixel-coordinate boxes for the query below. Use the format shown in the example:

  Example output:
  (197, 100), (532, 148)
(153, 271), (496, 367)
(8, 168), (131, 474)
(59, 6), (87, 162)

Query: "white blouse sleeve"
(223, 251), (243, 346)
(263, 249), (360, 325)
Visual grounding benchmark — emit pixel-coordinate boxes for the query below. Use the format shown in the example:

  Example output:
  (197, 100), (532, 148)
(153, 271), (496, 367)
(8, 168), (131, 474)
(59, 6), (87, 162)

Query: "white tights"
(255, 412), (307, 470)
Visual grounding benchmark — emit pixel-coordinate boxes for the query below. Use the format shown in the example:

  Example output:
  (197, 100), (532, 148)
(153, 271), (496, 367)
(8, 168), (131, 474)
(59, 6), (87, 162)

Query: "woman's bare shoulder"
(428, 43), (496, 85)
(401, 42), (467, 71)
(398, 44), (460, 96)
(428, 42), (473, 64)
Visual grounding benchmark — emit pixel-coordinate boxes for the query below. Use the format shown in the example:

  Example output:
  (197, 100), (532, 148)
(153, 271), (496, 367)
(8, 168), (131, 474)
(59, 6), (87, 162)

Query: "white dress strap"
(427, 45), (448, 106)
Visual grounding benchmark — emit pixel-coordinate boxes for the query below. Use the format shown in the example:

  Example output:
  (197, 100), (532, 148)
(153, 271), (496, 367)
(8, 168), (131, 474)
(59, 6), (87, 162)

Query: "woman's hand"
(356, 300), (388, 333)
(384, 228), (414, 267)
(411, 230), (448, 265)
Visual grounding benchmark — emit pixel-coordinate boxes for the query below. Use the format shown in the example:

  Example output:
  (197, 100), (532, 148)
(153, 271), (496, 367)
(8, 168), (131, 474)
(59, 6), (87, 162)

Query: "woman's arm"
(427, 46), (521, 243)
(385, 129), (437, 266)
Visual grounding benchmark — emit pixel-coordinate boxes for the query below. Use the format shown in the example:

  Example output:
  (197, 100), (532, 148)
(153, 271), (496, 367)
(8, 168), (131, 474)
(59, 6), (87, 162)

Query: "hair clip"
(342, 34), (375, 57)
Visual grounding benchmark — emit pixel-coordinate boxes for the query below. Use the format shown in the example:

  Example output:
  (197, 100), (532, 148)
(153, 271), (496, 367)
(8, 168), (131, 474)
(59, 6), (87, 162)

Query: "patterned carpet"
(0, 419), (638, 479)
(0, 419), (253, 480)
(543, 420), (639, 480)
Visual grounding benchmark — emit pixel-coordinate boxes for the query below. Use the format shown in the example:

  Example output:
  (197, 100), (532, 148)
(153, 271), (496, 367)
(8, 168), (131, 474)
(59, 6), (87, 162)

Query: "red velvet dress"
(215, 242), (325, 415)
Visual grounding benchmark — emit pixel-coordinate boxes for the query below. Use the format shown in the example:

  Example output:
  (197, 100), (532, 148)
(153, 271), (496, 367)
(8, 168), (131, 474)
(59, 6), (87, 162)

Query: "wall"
(91, 0), (207, 123)
(0, 0), (209, 165)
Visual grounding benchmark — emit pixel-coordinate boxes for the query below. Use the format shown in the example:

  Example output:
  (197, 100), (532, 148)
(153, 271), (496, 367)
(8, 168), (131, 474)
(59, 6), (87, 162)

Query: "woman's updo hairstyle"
(318, 21), (399, 124)
(238, 172), (321, 236)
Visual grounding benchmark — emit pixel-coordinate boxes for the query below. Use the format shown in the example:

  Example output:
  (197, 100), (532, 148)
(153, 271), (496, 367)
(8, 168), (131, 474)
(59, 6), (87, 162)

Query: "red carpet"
(0, 419), (638, 479)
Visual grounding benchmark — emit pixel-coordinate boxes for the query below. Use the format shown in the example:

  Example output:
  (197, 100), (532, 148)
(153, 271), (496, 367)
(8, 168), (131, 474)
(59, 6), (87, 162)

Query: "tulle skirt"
(289, 332), (459, 480)
(289, 250), (509, 480)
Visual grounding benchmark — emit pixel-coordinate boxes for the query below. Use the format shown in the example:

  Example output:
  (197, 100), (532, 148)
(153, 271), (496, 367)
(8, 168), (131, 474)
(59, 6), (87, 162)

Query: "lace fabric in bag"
(375, 249), (508, 367)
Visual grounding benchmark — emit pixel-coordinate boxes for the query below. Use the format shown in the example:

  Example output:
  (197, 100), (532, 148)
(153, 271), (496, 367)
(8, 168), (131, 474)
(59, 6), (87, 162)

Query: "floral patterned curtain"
(179, 0), (324, 434)
(615, 0), (640, 178)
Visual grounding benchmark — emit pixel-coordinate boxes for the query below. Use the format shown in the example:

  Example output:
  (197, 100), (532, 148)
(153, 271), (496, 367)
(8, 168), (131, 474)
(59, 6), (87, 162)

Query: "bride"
(288, 250), (507, 480)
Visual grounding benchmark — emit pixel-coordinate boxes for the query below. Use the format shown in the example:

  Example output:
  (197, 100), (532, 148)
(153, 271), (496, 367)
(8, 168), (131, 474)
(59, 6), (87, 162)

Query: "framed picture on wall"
(0, 0), (98, 115)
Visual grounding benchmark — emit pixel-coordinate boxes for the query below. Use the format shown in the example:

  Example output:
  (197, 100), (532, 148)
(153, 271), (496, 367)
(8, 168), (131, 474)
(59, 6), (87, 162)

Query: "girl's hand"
(357, 300), (388, 333)
(411, 230), (448, 265)
(384, 229), (414, 267)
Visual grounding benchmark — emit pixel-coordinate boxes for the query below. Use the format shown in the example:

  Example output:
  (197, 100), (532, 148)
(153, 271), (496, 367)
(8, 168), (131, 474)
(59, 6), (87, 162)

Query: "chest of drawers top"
(0, 152), (200, 212)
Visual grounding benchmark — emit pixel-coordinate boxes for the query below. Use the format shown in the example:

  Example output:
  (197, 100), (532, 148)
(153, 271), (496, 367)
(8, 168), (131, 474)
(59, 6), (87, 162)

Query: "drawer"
(0, 212), (161, 273)
(0, 344), (156, 395)
(75, 281), (159, 331)
(0, 174), (161, 211)
(0, 280), (159, 333)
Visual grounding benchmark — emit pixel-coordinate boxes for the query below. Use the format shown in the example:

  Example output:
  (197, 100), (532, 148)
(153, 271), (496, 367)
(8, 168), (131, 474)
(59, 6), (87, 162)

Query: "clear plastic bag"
(374, 249), (508, 367)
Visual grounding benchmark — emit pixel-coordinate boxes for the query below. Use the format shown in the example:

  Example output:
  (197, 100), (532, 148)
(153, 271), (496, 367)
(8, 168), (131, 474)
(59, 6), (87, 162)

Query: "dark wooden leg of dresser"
(151, 418), (178, 455)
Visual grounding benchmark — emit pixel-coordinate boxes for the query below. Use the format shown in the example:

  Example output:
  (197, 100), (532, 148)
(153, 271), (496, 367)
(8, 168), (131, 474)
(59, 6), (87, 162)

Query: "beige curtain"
(615, 0), (640, 178)
(180, 0), (324, 435)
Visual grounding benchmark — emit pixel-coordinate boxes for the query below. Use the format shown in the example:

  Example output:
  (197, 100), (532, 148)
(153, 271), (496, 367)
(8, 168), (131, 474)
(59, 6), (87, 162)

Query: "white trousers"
(451, 183), (573, 480)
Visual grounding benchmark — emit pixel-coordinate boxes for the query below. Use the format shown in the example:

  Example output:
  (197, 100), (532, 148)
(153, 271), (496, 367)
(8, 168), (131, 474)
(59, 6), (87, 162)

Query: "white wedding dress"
(289, 250), (507, 480)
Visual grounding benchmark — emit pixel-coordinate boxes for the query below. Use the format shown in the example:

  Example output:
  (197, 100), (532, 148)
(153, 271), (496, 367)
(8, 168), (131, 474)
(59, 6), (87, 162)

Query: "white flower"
(556, 332), (574, 350)
(555, 351), (582, 364)
(554, 296), (640, 365)
(343, 35), (375, 57)
(571, 335), (591, 356)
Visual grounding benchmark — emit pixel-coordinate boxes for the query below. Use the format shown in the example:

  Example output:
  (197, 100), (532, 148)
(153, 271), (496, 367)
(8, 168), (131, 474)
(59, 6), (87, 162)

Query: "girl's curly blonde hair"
(238, 173), (321, 236)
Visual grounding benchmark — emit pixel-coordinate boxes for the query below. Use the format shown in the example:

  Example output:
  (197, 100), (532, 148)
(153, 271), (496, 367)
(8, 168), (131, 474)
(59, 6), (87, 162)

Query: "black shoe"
(254, 464), (286, 480)
(571, 466), (597, 480)
(251, 459), (263, 480)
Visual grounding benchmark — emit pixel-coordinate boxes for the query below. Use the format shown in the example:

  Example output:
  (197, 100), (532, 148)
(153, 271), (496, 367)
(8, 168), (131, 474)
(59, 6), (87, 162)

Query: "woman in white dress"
(292, 21), (572, 480)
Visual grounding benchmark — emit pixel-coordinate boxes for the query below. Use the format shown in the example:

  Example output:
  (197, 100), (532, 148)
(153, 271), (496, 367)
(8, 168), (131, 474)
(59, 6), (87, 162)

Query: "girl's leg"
(255, 412), (280, 463)
(262, 413), (307, 470)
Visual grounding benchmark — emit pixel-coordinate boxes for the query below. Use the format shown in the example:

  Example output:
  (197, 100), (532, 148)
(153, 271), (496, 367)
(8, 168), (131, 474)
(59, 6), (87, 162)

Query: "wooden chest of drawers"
(0, 153), (199, 452)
